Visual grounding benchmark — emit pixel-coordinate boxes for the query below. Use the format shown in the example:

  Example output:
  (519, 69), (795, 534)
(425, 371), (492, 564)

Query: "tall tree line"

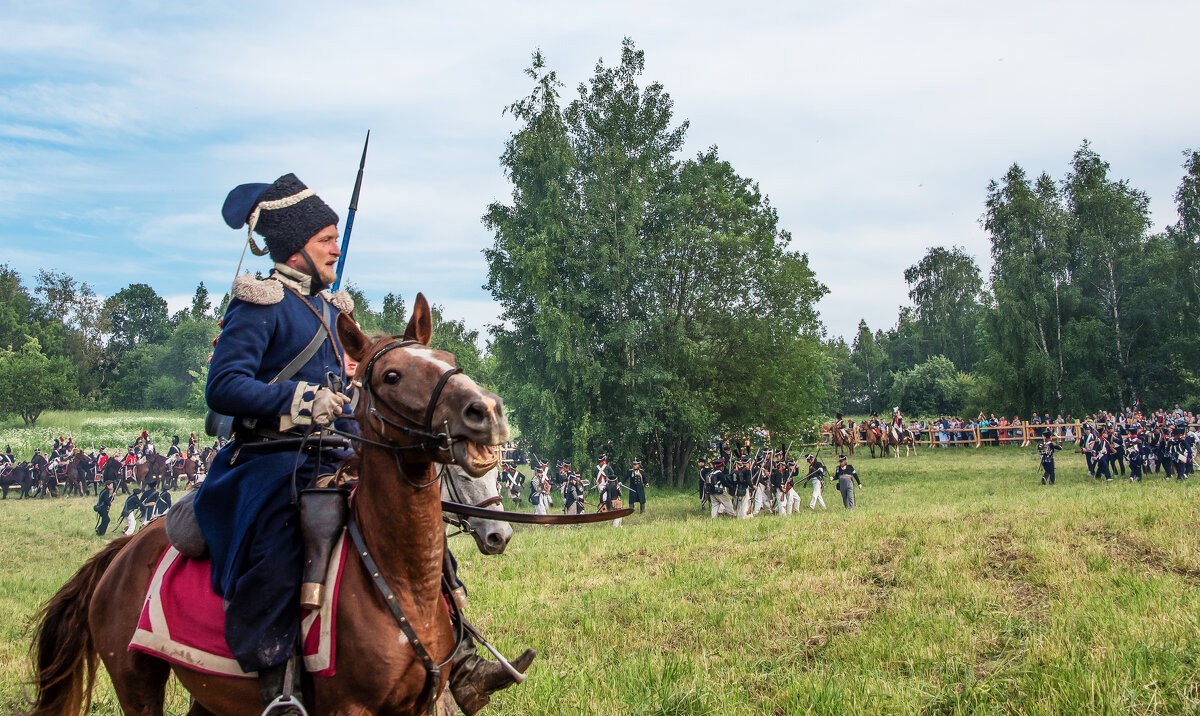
(829, 142), (1200, 417)
(485, 40), (829, 485)
(0, 269), (484, 426)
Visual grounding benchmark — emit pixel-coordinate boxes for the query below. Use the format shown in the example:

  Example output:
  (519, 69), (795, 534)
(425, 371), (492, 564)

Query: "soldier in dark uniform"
(768, 456), (786, 514)
(697, 457), (710, 507)
(802, 454), (828, 510)
(593, 454), (615, 511)
(30, 449), (48, 498)
(120, 488), (143, 536)
(93, 479), (115, 535)
(731, 455), (752, 519)
(833, 455), (862, 509)
(1127, 436), (1145, 482)
(139, 481), (159, 525)
(1092, 431), (1113, 481)
(706, 458), (736, 517)
(194, 172), (529, 714)
(1038, 431), (1062, 485)
(1109, 429), (1126, 476)
(626, 458), (647, 513)
(563, 473), (586, 515)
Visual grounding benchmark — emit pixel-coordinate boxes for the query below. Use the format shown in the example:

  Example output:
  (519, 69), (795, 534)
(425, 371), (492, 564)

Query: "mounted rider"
(165, 435), (182, 471)
(194, 173), (528, 715)
(122, 447), (138, 483)
(833, 412), (849, 444)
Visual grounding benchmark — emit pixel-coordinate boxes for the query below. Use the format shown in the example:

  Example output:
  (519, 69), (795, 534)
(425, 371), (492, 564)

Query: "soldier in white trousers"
(801, 453), (827, 510)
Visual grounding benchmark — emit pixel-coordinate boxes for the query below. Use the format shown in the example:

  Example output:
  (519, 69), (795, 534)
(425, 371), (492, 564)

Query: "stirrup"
(261, 694), (308, 716)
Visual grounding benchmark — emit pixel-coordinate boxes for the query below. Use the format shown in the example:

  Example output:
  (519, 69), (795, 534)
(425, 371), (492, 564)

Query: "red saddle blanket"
(129, 532), (348, 678)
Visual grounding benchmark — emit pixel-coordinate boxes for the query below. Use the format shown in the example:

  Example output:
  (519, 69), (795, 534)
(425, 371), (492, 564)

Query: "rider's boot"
(448, 631), (536, 716)
(257, 661), (305, 715)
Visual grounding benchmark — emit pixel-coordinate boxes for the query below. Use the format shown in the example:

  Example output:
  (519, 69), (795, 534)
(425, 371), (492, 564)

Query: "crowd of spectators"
(897, 405), (1197, 446)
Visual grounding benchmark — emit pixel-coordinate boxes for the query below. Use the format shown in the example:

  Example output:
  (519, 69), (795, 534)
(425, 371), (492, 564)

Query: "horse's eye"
(383, 370), (401, 385)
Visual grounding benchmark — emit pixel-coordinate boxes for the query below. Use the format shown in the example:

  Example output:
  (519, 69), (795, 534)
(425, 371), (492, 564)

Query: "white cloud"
(2, 0), (1198, 341)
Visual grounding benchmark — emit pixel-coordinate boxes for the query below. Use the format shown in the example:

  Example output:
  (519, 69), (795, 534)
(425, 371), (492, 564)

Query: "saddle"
(129, 538), (344, 679)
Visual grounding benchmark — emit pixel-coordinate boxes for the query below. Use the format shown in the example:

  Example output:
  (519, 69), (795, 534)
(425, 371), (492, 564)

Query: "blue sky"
(3, 1), (1197, 341)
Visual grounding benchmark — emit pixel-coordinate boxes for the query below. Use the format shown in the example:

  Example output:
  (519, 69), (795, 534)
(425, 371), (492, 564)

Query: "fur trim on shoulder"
(327, 290), (354, 314)
(232, 274), (284, 305)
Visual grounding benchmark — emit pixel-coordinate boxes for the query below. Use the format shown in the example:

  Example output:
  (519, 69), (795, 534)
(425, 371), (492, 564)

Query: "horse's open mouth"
(452, 440), (499, 475)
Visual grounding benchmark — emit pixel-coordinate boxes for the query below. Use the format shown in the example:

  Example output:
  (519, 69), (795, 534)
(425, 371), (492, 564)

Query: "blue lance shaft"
(332, 130), (370, 291)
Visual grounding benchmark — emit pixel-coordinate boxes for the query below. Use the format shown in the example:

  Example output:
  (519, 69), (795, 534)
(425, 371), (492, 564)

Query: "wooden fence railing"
(814, 421), (1199, 450)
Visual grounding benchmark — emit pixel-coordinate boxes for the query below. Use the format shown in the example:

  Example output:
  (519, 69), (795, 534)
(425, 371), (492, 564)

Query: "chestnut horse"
(30, 294), (509, 716)
(862, 421), (888, 458)
(133, 453), (165, 487)
(830, 422), (855, 457)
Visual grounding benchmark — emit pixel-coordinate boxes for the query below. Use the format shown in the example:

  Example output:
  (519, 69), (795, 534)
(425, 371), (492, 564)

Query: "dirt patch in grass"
(1085, 525), (1200, 584)
(981, 526), (1049, 615)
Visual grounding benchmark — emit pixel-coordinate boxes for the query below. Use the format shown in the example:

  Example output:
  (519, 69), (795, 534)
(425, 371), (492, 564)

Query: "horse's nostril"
(463, 401), (488, 425)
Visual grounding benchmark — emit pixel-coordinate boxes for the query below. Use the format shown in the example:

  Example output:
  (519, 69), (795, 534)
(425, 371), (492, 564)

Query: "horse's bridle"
(360, 339), (464, 454)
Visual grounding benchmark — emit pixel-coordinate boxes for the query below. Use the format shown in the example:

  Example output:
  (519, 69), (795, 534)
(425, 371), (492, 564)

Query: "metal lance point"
(332, 130), (370, 292)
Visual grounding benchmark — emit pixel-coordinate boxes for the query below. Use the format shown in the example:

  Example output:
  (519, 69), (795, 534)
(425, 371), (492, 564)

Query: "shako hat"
(223, 173), (339, 263)
(837, 454), (847, 462)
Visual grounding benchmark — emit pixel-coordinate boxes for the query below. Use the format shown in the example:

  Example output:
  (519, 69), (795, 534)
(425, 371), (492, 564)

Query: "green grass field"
(1, 427), (1197, 714)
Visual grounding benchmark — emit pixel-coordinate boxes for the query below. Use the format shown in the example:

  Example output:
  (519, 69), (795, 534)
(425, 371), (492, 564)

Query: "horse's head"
(440, 464), (513, 555)
(338, 292), (509, 477)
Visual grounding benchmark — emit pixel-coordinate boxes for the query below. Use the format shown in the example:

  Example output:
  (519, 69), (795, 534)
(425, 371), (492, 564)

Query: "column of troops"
(697, 442), (863, 517)
(507, 454), (649, 526)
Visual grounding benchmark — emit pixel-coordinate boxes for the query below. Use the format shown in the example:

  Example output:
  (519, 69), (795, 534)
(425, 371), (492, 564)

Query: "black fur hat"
(223, 173), (339, 263)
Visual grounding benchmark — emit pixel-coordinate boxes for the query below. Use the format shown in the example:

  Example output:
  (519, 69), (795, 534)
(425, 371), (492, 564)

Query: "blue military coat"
(194, 265), (354, 601)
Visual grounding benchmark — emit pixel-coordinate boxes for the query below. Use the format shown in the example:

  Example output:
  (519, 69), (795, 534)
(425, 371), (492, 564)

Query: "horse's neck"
(353, 449), (445, 607)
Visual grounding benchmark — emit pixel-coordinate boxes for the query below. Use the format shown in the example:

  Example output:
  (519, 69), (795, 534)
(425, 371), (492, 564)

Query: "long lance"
(332, 130), (370, 291)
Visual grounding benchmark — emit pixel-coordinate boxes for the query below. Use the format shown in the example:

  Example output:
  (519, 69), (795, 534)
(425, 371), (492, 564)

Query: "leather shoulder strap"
(268, 296), (333, 385)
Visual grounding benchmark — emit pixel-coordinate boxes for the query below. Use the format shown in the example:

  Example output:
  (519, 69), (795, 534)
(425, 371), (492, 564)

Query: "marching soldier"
(803, 454), (828, 510)
(120, 488), (143, 536)
(563, 473), (586, 515)
(1127, 436), (1145, 482)
(1038, 431), (1062, 485)
(769, 454), (786, 515)
(732, 455), (752, 519)
(1092, 430), (1113, 481)
(139, 481), (160, 526)
(833, 455), (862, 509)
(530, 464), (549, 516)
(780, 458), (804, 514)
(93, 479), (115, 536)
(626, 458), (647, 513)
(706, 458), (736, 518)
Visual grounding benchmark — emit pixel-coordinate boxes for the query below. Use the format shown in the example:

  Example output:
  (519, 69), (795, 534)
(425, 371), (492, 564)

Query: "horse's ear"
(337, 313), (371, 363)
(403, 293), (433, 346)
